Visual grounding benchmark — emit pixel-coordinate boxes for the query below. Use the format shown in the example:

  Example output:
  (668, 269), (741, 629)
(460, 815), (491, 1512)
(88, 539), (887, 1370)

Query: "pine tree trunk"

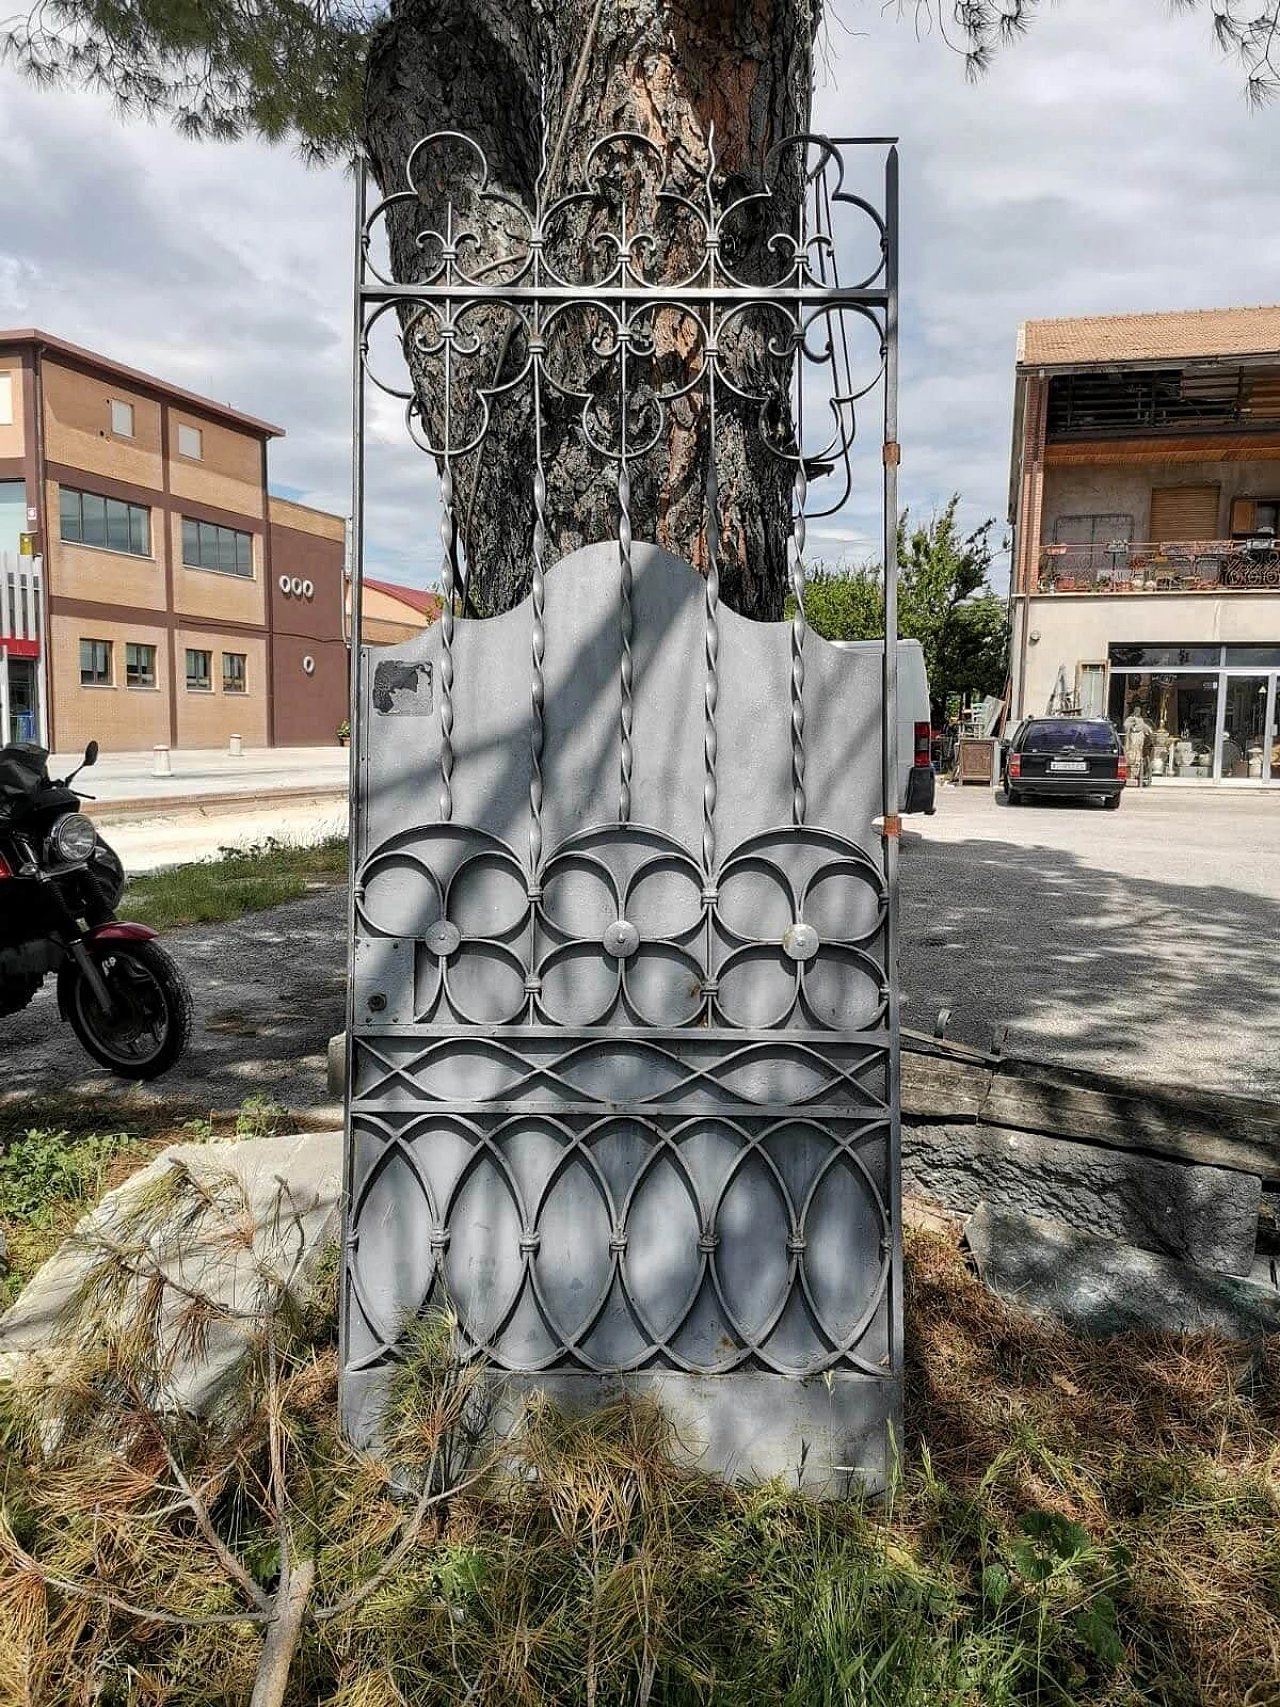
(363, 0), (820, 618)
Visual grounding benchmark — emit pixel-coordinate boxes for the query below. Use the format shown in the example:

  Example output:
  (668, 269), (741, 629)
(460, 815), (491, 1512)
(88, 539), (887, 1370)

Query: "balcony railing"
(1037, 539), (1280, 593)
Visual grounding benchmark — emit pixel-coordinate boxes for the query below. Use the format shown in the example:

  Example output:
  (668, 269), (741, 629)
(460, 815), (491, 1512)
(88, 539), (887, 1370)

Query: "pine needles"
(0, 1209), (1276, 1705)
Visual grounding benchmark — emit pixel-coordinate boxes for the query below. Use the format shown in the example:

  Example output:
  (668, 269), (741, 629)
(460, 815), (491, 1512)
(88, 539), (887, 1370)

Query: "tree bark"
(363, 0), (820, 618)
(249, 1557), (315, 1707)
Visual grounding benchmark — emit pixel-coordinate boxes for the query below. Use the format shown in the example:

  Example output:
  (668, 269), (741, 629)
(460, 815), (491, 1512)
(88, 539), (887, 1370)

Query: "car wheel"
(1006, 787), (1022, 805)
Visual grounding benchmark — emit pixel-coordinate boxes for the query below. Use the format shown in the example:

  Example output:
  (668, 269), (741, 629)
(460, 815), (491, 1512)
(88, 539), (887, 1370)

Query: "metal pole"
(881, 144), (904, 1452)
(339, 150), (368, 1413)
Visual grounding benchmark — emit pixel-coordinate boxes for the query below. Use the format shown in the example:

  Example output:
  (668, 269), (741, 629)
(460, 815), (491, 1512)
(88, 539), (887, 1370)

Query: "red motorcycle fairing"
(84, 921), (158, 943)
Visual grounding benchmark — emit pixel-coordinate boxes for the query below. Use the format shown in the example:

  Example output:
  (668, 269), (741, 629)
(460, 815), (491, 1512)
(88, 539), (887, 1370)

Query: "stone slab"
(966, 1202), (1280, 1340)
(0, 1132), (342, 1411)
(904, 1121), (1259, 1276)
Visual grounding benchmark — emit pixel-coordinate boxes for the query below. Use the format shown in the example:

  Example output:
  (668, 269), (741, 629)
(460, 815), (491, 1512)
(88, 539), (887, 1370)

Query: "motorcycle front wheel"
(60, 939), (193, 1079)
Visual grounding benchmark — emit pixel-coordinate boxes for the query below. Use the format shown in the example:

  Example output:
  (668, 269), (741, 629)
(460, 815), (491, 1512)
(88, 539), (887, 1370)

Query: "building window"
(59, 486), (150, 557)
(110, 399), (134, 438)
(177, 423), (203, 460)
(222, 652), (247, 694)
(186, 648), (212, 692)
(0, 373), (12, 427)
(125, 642), (157, 689)
(182, 517), (252, 578)
(80, 639), (112, 687)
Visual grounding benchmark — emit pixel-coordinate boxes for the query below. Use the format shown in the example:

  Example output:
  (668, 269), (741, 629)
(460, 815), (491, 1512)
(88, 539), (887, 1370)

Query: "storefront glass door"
(1216, 673), (1277, 783)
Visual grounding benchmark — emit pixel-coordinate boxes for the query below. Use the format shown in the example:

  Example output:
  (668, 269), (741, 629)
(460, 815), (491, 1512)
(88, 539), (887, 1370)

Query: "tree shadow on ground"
(900, 813), (1280, 1102)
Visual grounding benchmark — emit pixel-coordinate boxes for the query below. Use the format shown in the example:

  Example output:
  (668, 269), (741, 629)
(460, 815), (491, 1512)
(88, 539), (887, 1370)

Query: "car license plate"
(1050, 759), (1088, 773)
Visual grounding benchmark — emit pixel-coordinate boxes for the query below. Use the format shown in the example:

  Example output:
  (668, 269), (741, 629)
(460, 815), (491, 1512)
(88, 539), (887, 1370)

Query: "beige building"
(0, 329), (357, 751)
(1009, 306), (1280, 785)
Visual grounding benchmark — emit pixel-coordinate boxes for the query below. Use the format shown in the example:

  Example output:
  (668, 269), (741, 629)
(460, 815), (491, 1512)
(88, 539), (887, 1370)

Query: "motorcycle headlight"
(49, 812), (98, 864)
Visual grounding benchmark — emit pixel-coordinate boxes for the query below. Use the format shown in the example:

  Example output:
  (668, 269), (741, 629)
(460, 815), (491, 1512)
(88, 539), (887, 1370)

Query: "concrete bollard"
(229, 733), (243, 757)
(152, 745), (172, 778)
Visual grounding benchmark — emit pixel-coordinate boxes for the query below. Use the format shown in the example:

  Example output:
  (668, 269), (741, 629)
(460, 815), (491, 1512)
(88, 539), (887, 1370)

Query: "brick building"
(1009, 305), (1280, 786)
(0, 329), (358, 751)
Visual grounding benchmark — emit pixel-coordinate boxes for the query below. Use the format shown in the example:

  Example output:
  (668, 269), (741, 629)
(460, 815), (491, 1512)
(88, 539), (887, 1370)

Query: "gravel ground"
(1, 887), (348, 1117)
(4, 782), (1277, 1115)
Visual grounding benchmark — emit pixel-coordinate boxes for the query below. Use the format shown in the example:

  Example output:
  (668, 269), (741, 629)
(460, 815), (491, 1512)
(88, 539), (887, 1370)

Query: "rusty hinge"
(882, 441), (901, 467)
(874, 813), (902, 838)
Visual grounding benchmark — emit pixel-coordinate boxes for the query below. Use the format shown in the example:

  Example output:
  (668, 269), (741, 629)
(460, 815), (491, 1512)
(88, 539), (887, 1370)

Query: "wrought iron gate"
(342, 128), (902, 1491)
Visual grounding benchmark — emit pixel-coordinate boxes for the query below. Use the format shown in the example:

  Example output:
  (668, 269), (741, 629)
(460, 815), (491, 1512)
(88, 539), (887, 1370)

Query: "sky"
(1, 0), (1277, 591)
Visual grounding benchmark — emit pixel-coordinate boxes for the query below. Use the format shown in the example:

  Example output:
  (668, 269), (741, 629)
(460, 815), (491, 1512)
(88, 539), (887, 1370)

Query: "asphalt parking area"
(900, 783), (1280, 1100)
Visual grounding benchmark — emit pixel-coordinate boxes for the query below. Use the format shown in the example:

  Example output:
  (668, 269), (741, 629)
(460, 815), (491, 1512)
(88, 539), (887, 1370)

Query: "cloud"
(0, 0), (1276, 592)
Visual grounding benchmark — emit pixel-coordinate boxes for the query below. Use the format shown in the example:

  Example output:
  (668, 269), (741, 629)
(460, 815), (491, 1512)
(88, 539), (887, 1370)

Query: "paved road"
(5, 783), (1277, 1114)
(51, 744), (350, 805)
(107, 800), (349, 873)
(901, 783), (1280, 1101)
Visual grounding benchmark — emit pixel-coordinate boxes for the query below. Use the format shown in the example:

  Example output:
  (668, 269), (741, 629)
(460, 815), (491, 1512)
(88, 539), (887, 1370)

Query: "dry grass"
(0, 1222), (1276, 1705)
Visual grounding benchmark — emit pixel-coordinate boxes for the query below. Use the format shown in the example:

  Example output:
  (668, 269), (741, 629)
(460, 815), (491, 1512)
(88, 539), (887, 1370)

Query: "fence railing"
(0, 551), (43, 644)
(1038, 539), (1280, 593)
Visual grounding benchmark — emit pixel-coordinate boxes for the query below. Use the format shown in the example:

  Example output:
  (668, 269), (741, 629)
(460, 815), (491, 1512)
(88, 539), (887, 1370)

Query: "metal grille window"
(125, 642), (156, 689)
(185, 648), (212, 692)
(60, 486), (150, 557)
(222, 651), (246, 693)
(79, 639), (112, 686)
(182, 518), (252, 577)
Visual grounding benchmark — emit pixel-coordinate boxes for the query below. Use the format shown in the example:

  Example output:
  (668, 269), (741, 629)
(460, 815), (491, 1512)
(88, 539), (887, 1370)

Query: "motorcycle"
(0, 739), (192, 1079)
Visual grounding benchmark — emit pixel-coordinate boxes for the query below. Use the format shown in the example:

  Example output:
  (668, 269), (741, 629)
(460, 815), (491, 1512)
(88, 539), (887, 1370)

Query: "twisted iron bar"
(438, 340), (457, 824)
(789, 458), (809, 826)
(618, 333), (635, 824)
(529, 352), (548, 876)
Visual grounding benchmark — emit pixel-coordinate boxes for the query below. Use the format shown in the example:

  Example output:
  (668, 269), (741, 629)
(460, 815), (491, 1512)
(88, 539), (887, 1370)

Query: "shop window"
(109, 399), (134, 438)
(1108, 671), (1221, 777)
(222, 652), (247, 694)
(1224, 644), (1280, 667)
(182, 517), (252, 578)
(125, 643), (156, 689)
(79, 639), (112, 687)
(1108, 644), (1220, 669)
(60, 486), (150, 557)
(177, 423), (203, 460)
(185, 648), (212, 692)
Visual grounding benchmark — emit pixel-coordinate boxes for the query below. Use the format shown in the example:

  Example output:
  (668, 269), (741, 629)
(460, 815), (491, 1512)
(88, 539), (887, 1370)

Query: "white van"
(829, 638), (936, 814)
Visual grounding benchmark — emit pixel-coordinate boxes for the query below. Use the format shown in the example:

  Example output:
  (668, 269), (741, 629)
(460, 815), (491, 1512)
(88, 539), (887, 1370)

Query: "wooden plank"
(902, 1043), (1280, 1183)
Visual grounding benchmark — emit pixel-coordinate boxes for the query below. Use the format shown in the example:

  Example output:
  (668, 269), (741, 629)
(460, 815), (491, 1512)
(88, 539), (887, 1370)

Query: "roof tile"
(1019, 306), (1280, 368)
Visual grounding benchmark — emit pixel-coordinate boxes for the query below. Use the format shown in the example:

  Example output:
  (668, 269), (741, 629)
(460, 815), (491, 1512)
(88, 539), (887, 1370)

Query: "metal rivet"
(425, 919), (461, 957)
(367, 992), (387, 1013)
(603, 919), (640, 959)
(782, 921), (820, 962)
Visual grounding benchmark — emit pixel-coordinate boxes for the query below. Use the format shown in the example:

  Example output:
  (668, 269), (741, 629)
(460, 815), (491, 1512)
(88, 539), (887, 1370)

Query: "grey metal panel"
(343, 131), (902, 1492)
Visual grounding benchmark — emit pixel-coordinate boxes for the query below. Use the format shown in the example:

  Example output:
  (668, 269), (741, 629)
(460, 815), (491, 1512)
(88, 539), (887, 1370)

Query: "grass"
(0, 1221), (1276, 1705)
(0, 1095), (295, 1309)
(121, 833), (348, 931)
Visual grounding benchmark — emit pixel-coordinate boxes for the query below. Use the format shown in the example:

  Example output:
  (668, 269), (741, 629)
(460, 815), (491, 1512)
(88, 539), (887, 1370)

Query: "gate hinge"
(875, 814), (902, 839)
(882, 441), (901, 467)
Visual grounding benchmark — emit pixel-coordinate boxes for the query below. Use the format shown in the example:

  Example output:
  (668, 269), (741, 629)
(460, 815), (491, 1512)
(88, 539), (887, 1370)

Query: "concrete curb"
(85, 785), (349, 824)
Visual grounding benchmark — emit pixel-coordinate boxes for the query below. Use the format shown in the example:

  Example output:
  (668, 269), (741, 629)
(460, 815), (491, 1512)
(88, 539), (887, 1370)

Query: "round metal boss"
(426, 920), (462, 957)
(603, 919), (640, 959)
(782, 921), (820, 962)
